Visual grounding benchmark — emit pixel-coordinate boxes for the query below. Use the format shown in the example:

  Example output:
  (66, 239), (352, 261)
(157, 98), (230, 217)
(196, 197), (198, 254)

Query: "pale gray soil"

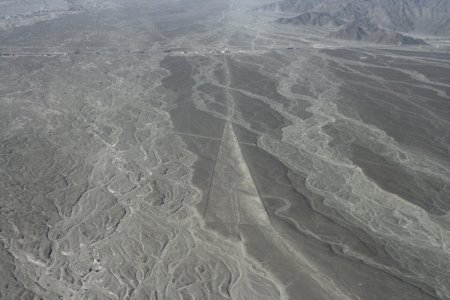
(0, 0), (449, 299)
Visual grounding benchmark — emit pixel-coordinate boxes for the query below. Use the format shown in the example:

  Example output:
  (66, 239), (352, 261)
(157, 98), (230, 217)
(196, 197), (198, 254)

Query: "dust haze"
(1, 0), (450, 299)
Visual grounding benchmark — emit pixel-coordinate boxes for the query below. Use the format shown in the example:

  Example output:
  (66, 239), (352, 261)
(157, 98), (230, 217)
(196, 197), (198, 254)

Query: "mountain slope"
(276, 12), (345, 27)
(328, 19), (427, 45)
(258, 0), (450, 36)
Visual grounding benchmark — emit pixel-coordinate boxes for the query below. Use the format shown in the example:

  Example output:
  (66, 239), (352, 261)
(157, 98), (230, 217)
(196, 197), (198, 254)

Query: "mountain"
(328, 19), (428, 45)
(276, 12), (345, 27)
(432, 17), (450, 35)
(258, 0), (450, 36)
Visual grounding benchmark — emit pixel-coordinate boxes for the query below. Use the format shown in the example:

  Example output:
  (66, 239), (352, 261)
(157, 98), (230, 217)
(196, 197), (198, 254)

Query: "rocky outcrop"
(328, 19), (428, 45)
(276, 12), (345, 27)
(258, 0), (450, 36)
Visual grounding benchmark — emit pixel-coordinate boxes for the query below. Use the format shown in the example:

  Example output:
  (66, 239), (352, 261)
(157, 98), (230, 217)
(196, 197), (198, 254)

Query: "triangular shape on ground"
(204, 122), (271, 226)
